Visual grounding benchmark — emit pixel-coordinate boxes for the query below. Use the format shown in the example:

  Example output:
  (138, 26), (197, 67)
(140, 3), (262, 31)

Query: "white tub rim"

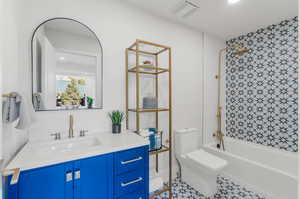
(203, 137), (298, 181)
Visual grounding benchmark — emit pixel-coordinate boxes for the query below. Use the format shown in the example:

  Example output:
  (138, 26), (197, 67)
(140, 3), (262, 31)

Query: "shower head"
(234, 49), (250, 56)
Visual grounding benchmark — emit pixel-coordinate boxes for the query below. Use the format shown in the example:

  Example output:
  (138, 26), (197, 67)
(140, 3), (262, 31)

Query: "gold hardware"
(2, 168), (21, 185)
(2, 93), (16, 98)
(234, 49), (250, 55)
(215, 44), (250, 151)
(126, 40), (172, 198)
(213, 132), (224, 137)
(11, 168), (20, 184)
(149, 185), (171, 198)
(149, 145), (170, 156)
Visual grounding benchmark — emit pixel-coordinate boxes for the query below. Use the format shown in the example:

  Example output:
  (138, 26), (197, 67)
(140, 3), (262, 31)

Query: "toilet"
(175, 128), (228, 197)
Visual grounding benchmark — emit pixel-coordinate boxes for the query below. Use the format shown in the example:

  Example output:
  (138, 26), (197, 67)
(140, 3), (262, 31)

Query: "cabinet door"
(18, 162), (73, 199)
(74, 154), (113, 199)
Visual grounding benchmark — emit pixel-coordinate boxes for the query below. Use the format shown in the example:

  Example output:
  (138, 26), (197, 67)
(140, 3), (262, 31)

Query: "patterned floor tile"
(153, 177), (208, 199)
(214, 176), (265, 199)
(154, 176), (265, 199)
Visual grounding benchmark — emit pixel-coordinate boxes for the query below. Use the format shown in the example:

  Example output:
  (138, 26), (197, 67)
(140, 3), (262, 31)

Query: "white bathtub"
(203, 137), (298, 199)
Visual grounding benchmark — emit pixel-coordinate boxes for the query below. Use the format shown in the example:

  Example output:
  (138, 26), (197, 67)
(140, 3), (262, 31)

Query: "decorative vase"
(112, 124), (121, 134)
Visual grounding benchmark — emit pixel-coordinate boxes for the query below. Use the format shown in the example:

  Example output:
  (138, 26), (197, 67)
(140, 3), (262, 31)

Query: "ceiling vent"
(173, 0), (199, 18)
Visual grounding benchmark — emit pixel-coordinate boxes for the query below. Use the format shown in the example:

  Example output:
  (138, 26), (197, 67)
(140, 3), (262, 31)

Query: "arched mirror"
(31, 18), (103, 111)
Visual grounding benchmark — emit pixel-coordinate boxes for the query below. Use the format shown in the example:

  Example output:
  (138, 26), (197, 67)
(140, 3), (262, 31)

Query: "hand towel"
(2, 92), (21, 123)
(2, 97), (9, 122)
(15, 93), (35, 130)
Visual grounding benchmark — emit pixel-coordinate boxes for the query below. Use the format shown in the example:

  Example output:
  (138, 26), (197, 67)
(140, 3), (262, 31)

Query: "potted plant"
(108, 110), (125, 134)
(87, 97), (93, 109)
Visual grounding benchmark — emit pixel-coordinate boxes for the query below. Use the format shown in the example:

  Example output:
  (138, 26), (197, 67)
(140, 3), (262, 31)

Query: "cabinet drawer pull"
(121, 177), (143, 187)
(121, 157), (142, 165)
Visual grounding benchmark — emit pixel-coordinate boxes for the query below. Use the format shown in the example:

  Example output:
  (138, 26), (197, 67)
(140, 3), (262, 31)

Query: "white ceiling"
(126, 0), (298, 40)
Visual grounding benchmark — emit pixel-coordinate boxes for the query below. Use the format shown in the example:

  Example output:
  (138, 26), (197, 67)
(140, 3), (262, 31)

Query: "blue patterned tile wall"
(225, 17), (298, 152)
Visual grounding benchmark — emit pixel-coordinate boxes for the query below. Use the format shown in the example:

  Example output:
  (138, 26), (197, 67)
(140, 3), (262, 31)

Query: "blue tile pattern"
(154, 176), (265, 199)
(225, 17), (298, 152)
(154, 178), (207, 199)
(214, 176), (265, 199)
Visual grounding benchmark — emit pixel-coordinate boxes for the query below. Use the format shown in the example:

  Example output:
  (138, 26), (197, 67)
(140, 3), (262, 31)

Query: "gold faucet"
(69, 114), (74, 138)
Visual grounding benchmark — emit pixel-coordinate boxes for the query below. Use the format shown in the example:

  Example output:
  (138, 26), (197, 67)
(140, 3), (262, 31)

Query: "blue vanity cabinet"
(114, 146), (149, 199)
(5, 154), (113, 199)
(5, 146), (148, 199)
(73, 154), (113, 199)
(7, 162), (73, 199)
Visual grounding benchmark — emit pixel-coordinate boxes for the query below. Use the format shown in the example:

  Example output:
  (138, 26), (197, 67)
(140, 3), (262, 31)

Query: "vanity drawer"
(117, 190), (145, 199)
(115, 169), (145, 197)
(115, 146), (146, 174)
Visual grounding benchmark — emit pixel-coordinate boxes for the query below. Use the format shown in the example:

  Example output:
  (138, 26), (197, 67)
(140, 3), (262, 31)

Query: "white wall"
(1, 0), (28, 166)
(202, 33), (226, 145)
(0, 0), (4, 163)
(2, 0), (224, 180)
(0, 0), (3, 196)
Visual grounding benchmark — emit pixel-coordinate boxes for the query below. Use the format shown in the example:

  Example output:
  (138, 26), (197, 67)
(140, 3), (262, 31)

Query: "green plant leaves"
(108, 110), (125, 125)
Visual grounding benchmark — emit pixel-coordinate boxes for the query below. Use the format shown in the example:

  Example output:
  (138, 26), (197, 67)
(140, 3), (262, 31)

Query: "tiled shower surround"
(225, 16), (298, 152)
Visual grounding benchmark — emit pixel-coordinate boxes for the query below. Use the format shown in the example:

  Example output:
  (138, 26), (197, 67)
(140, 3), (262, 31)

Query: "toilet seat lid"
(186, 149), (228, 171)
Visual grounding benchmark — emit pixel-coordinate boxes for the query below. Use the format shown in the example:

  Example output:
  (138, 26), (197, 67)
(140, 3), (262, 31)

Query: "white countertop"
(4, 132), (148, 175)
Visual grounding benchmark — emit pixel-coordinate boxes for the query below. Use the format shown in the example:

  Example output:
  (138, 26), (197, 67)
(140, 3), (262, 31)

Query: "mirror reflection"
(31, 18), (103, 111)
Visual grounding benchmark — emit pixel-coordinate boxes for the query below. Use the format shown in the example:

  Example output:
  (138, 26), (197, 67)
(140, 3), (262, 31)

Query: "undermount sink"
(33, 137), (101, 154)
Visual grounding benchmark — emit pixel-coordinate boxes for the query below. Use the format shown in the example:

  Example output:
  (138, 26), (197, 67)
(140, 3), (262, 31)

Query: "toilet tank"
(175, 128), (201, 156)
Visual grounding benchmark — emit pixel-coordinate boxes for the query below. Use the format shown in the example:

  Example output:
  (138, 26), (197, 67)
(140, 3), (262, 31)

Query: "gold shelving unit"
(125, 39), (172, 199)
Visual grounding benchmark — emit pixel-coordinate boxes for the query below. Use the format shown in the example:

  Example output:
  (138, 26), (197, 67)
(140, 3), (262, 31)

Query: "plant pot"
(88, 104), (93, 109)
(112, 124), (121, 134)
